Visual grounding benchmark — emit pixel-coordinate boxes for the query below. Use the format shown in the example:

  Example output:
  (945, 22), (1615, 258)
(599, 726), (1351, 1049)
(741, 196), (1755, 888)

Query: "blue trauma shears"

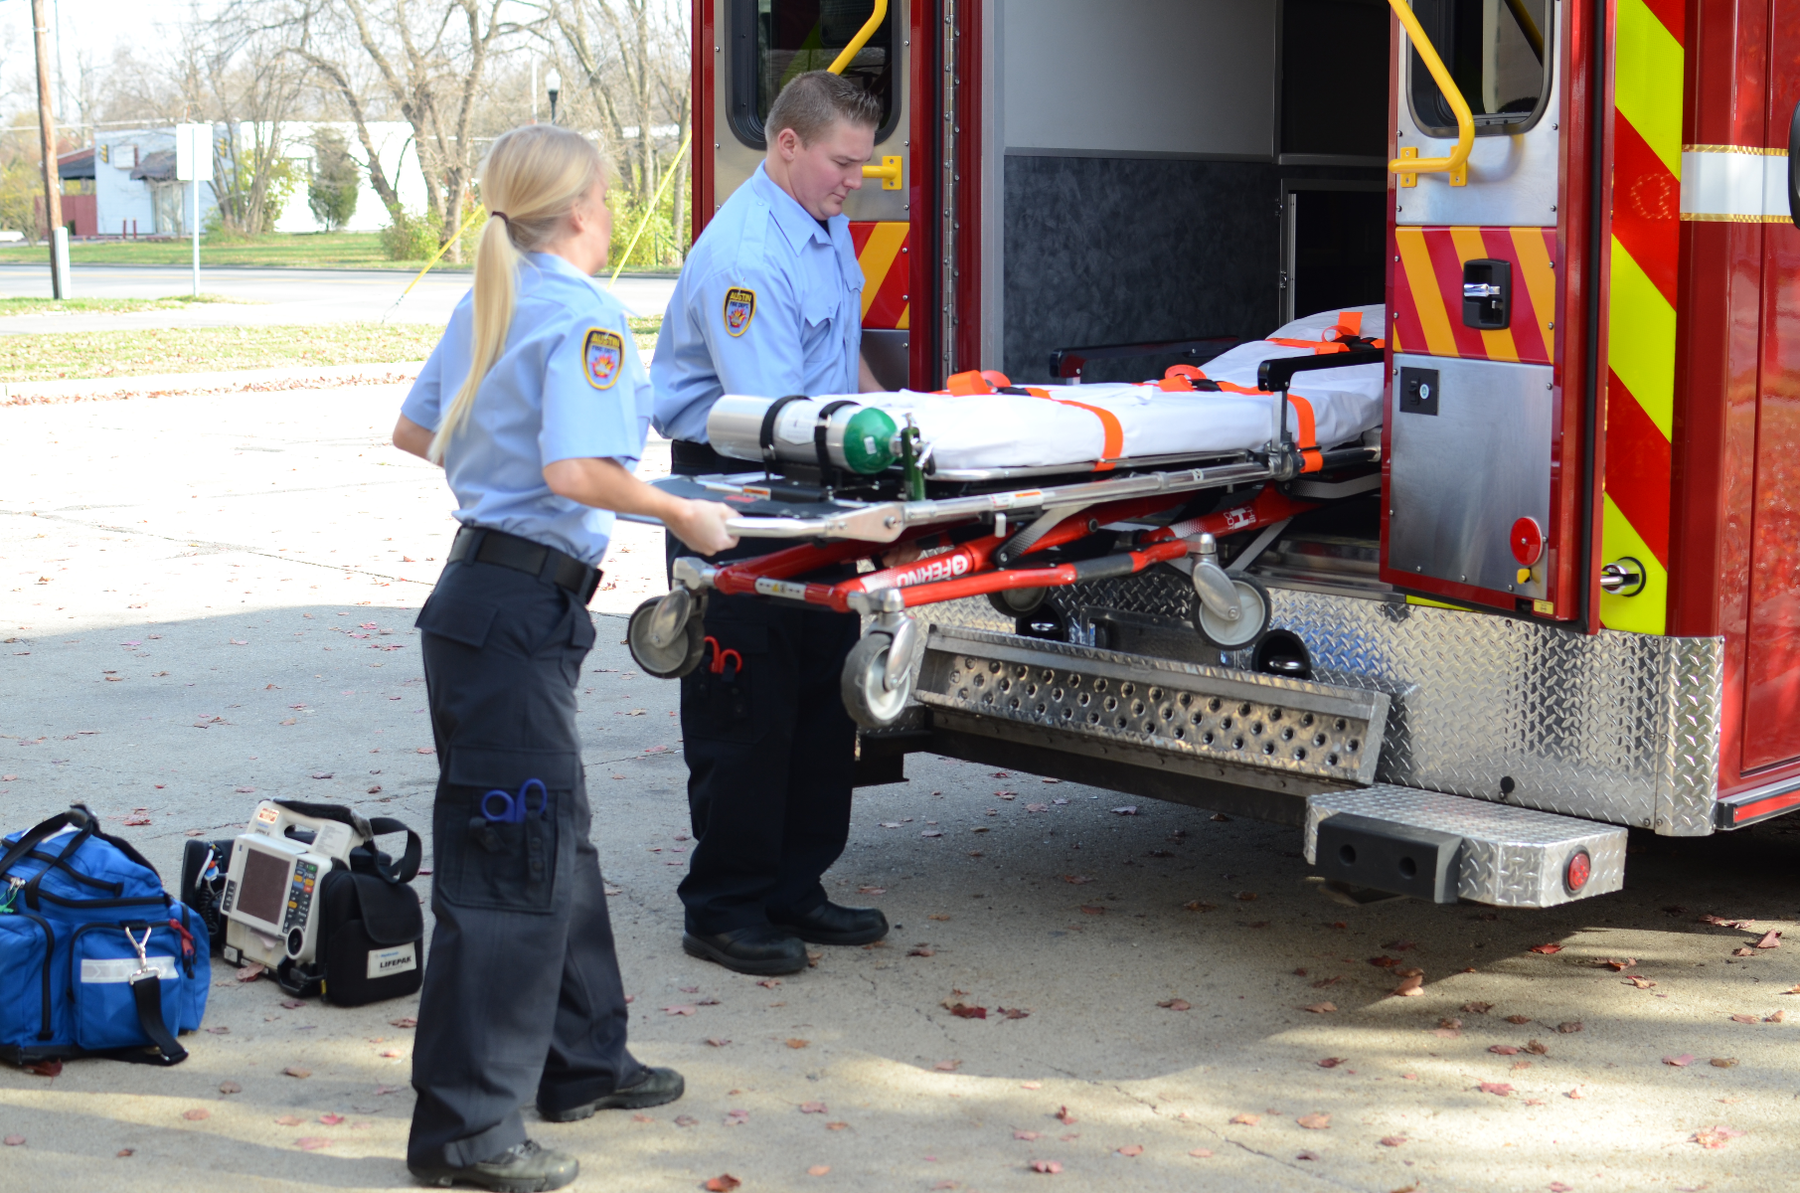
(481, 779), (549, 825)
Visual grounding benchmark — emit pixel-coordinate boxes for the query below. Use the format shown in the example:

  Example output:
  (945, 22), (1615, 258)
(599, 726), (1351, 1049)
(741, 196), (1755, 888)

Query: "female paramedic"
(391, 124), (737, 1192)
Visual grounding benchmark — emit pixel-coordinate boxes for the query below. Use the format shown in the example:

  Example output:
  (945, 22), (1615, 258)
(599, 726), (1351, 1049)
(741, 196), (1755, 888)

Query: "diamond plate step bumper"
(1305, 786), (1626, 907)
(915, 626), (1390, 793)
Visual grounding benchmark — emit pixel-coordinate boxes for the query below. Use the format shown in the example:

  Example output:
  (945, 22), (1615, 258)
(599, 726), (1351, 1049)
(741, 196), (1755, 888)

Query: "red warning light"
(1564, 848), (1592, 893)
(1511, 517), (1544, 566)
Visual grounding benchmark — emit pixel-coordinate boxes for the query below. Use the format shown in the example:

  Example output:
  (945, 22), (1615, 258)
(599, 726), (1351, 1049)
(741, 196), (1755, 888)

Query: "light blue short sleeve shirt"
(651, 162), (864, 443)
(401, 253), (651, 566)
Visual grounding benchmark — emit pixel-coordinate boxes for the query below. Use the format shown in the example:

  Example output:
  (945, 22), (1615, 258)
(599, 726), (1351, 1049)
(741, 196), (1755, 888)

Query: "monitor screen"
(237, 844), (291, 926)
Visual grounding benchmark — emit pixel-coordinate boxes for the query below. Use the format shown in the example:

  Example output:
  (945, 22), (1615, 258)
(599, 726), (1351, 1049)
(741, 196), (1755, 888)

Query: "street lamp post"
(546, 69), (561, 125)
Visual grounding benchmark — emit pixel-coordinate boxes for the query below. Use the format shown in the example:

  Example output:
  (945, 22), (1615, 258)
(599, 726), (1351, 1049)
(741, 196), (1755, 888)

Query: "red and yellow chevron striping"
(1601, 0), (1684, 634)
(849, 221), (910, 331)
(1391, 226), (1558, 364)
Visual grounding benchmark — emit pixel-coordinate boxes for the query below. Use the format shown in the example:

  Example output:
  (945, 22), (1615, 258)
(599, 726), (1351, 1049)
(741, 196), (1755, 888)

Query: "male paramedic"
(651, 70), (887, 975)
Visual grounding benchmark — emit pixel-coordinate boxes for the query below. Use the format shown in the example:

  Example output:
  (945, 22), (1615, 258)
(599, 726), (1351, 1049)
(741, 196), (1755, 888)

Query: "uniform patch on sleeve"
(583, 327), (624, 389)
(723, 287), (756, 337)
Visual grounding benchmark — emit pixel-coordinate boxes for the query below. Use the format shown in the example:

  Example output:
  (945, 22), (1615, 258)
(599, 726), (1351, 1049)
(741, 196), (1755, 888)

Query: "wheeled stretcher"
(626, 307), (1388, 727)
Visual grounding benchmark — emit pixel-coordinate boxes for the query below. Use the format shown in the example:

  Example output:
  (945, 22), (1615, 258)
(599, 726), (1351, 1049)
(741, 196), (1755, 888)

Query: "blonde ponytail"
(428, 125), (609, 463)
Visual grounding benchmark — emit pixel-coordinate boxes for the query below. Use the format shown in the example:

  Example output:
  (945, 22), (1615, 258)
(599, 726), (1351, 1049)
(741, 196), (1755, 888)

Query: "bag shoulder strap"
(0, 806), (94, 881)
(125, 973), (188, 1066)
(358, 818), (421, 884)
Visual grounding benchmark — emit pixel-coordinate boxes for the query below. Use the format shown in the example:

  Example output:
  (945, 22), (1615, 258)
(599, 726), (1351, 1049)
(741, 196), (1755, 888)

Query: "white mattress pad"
(837, 306), (1386, 473)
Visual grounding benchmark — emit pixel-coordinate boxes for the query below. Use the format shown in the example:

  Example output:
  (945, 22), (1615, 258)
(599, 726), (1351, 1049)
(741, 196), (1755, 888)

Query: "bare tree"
(286, 0), (520, 261)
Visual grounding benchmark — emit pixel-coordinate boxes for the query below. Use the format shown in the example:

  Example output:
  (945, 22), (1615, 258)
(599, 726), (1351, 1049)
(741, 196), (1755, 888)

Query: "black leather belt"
(448, 526), (603, 604)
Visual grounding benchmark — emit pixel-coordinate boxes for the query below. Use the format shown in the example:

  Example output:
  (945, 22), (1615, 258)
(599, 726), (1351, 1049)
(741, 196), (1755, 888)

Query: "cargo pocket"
(0, 915), (55, 1050)
(68, 922), (187, 1053)
(416, 594), (499, 649)
(561, 607), (598, 685)
(434, 747), (577, 914)
(681, 622), (769, 745)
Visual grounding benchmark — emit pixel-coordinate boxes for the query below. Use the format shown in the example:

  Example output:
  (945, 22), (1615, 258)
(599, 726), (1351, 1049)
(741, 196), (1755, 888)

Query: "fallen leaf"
(723, 1110), (750, 1127)
(800, 1101), (827, 1114)
(1296, 1150), (1320, 1161)
(909, 946), (936, 957)
(928, 914), (951, 922)
(1732, 947), (1756, 957)
(705, 1176), (742, 1192)
(284, 1066), (312, 1079)
(674, 1115), (699, 1127)
(1765, 1011), (1785, 1023)
(858, 886), (886, 895)
(997, 1007), (1030, 1020)
(1393, 974), (1424, 996)
(1710, 1057), (1738, 1068)
(1302, 1002), (1337, 1014)
(705, 1038), (731, 1047)
(1229, 1113), (1260, 1126)
(1598, 957), (1637, 971)
(787, 1039), (809, 1049)
(934, 1059), (962, 1071)
(663, 1005), (697, 1016)
(123, 815), (152, 826)
(1625, 976), (1657, 989)
(1056, 1106), (1078, 1125)
(24, 1059), (62, 1077)
(1462, 1001), (1494, 1014)
(281, 999), (305, 1009)
(808, 1166), (831, 1176)
(1296, 1113), (1330, 1130)
(1692, 1125), (1745, 1149)
(390, 1017), (418, 1028)
(1505, 1015), (1532, 1024)
(1015, 1130), (1040, 1141)
(826, 1121), (848, 1131)
(182, 1108), (211, 1121)
(117, 1148), (134, 1157)
(944, 1001), (986, 1019)
(218, 1081), (241, 1094)
(318, 1113), (344, 1125)
(1525, 1039), (1549, 1055)
(1529, 943), (1564, 954)
(1550, 1184), (1574, 1192)
(1182, 900), (1215, 912)
(1700, 914), (1754, 929)
(1318, 1057), (1346, 1068)
(1369, 955), (1400, 968)
(1663, 1053), (1696, 1067)
(1379, 1135), (1407, 1147)
(1568, 1087), (1586, 1099)
(235, 963), (265, 983)
(1029, 1160), (1062, 1174)
(1111, 806), (1138, 815)
(294, 1137), (331, 1151)
(1157, 999), (1191, 1011)
(1729, 1013), (1758, 1024)
(3, 1136), (23, 1146)
(1188, 1148), (1214, 1158)
(1478, 1082), (1514, 1096)
(1558, 1021), (1584, 1033)
(1118, 1143), (1144, 1156)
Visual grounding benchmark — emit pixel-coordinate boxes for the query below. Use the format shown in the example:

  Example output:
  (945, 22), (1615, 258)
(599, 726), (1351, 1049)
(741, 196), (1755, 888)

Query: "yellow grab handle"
(862, 155), (903, 189)
(827, 0), (888, 75)
(1388, 0), (1475, 182)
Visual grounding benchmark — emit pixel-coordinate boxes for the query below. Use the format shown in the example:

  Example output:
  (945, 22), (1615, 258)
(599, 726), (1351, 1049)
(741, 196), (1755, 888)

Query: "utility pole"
(31, 0), (69, 299)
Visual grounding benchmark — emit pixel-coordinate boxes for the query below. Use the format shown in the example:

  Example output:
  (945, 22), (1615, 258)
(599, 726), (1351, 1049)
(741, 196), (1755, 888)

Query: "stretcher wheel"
(1192, 576), (1270, 651)
(841, 632), (914, 728)
(987, 587), (1047, 618)
(627, 596), (706, 678)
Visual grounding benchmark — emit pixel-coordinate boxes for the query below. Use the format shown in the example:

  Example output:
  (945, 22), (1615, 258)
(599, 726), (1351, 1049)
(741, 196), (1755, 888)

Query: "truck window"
(726, 0), (900, 149)
(1408, 0), (1552, 136)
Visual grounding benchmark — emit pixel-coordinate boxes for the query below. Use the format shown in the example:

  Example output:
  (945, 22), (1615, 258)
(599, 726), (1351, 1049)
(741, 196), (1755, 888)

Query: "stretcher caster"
(987, 586), (1047, 618)
(841, 613), (920, 729)
(627, 591), (706, 678)
(1187, 532), (1270, 651)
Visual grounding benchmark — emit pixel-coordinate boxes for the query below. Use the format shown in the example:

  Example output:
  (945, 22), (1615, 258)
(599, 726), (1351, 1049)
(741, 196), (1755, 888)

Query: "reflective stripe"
(1679, 146), (1791, 223)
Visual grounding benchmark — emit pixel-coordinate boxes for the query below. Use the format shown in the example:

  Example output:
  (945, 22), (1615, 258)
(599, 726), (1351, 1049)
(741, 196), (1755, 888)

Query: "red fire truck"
(676, 0), (1800, 908)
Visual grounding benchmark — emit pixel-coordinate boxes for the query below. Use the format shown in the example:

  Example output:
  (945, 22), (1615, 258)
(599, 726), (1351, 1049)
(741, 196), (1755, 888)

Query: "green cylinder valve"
(840, 405), (900, 474)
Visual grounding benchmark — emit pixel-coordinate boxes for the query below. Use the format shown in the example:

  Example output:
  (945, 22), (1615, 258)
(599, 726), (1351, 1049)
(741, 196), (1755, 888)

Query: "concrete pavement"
(0, 265), (679, 333)
(2, 385), (1798, 1192)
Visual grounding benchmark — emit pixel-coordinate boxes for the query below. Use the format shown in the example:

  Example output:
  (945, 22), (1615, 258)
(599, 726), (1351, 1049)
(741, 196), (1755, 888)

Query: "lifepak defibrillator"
(214, 800), (424, 1005)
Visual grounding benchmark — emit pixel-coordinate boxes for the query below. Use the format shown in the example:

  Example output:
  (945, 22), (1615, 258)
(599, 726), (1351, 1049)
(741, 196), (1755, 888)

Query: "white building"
(265, 121), (431, 235)
(90, 129), (219, 237)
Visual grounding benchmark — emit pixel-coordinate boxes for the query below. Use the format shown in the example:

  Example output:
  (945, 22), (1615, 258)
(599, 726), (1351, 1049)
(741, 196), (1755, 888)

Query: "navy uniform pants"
(665, 448), (861, 933)
(407, 555), (639, 1169)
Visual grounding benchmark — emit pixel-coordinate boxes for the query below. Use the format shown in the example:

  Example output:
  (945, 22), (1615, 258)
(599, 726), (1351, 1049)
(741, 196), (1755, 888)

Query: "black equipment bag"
(179, 837), (236, 957)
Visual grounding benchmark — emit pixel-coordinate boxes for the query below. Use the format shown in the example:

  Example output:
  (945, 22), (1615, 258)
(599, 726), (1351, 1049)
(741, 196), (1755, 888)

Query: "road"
(1, 385), (1798, 1192)
(0, 265), (680, 334)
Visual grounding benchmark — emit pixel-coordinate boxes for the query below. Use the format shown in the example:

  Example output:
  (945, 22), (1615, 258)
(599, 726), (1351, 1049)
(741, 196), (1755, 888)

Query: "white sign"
(175, 123), (213, 182)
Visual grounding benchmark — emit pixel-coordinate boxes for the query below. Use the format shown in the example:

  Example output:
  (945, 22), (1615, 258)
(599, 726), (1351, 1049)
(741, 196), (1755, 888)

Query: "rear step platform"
(914, 626), (1390, 797)
(1306, 786), (1626, 907)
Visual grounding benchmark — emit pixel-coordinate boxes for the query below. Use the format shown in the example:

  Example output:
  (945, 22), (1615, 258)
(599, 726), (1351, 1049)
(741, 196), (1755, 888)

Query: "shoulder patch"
(723, 287), (756, 338)
(583, 327), (624, 390)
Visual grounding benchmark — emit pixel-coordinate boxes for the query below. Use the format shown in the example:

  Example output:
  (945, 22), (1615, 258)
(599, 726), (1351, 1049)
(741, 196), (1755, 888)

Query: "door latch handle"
(1599, 557), (1647, 597)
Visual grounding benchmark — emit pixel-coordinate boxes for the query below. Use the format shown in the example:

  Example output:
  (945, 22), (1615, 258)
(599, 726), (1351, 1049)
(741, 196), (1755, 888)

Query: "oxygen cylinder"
(705, 395), (901, 475)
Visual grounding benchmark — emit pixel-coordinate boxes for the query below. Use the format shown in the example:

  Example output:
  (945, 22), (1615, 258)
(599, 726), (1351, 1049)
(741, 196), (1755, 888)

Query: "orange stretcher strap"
(1266, 337), (1348, 354)
(1327, 309), (1364, 340)
(1286, 393), (1323, 473)
(1028, 392), (1124, 471)
(944, 369), (1012, 395)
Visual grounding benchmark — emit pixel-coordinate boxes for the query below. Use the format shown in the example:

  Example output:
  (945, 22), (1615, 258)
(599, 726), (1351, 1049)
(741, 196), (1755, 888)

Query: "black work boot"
(769, 901), (889, 946)
(540, 1065), (686, 1122)
(410, 1139), (578, 1192)
(682, 924), (808, 974)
